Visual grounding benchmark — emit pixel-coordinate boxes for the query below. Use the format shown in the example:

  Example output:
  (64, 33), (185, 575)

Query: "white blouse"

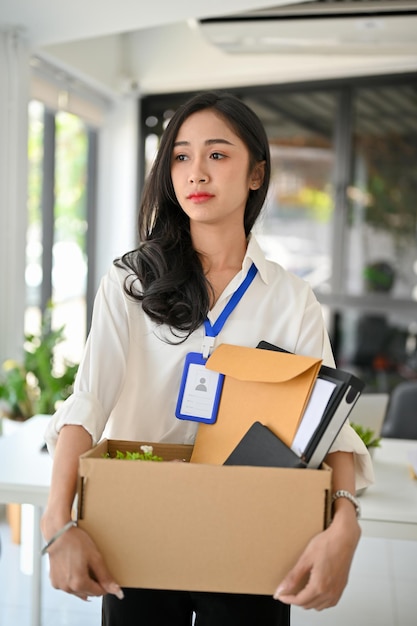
(45, 235), (374, 491)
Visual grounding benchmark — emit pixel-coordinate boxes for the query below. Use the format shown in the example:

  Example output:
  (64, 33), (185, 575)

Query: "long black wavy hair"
(115, 91), (271, 339)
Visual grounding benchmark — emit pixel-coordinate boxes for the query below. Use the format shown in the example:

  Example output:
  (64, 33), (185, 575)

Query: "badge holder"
(175, 352), (224, 424)
(175, 262), (257, 425)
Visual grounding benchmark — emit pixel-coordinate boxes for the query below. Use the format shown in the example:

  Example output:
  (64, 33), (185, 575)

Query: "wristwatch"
(332, 489), (361, 518)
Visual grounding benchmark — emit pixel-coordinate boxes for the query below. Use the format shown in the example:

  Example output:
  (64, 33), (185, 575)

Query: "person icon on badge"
(196, 377), (207, 392)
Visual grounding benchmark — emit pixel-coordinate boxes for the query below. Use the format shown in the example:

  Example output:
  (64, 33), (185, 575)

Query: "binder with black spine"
(257, 341), (364, 468)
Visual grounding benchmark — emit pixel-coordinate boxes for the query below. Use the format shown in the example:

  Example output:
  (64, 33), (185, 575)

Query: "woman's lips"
(187, 192), (214, 203)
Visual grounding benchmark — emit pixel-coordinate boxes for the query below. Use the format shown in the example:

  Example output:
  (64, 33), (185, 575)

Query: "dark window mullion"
(41, 109), (55, 316)
(86, 127), (98, 334)
(331, 87), (353, 296)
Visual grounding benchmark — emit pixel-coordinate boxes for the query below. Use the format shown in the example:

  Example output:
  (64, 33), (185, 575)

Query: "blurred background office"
(1, 3), (417, 626)
(1, 0), (417, 396)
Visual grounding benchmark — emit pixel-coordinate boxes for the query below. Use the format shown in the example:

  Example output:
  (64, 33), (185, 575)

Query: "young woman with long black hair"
(41, 91), (372, 626)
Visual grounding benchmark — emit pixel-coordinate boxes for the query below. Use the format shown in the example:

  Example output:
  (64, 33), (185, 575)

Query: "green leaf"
(110, 449), (163, 462)
(0, 304), (78, 419)
(350, 422), (381, 448)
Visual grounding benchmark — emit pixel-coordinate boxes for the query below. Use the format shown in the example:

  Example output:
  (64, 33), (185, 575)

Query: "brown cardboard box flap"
(191, 344), (322, 464)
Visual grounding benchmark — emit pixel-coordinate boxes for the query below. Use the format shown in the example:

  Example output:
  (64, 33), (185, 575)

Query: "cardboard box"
(77, 439), (331, 594)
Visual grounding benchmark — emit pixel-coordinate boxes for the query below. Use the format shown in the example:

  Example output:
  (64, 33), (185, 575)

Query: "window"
(346, 84), (417, 301)
(336, 83), (417, 392)
(26, 101), (97, 366)
(247, 90), (336, 295)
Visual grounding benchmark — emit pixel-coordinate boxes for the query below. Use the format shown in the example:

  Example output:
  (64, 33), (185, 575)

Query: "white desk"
(0, 415), (52, 626)
(360, 438), (417, 541)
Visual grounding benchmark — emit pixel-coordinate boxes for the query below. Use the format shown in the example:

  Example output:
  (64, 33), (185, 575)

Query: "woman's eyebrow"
(173, 138), (235, 147)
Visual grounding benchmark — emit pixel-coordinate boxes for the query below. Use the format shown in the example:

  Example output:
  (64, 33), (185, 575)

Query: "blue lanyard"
(202, 262), (257, 357)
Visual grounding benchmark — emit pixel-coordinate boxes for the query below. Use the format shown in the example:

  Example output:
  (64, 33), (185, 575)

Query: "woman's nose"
(189, 162), (208, 183)
(189, 174), (208, 183)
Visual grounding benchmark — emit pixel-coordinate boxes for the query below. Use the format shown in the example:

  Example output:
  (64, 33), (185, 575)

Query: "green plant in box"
(103, 445), (163, 462)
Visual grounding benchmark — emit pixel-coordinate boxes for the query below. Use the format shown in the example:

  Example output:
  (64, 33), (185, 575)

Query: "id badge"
(175, 352), (224, 424)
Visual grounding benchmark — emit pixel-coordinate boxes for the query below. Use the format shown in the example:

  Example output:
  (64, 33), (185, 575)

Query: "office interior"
(0, 1), (417, 625)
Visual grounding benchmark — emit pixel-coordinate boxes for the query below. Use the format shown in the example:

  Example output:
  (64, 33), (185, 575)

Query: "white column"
(95, 97), (138, 289)
(0, 30), (30, 362)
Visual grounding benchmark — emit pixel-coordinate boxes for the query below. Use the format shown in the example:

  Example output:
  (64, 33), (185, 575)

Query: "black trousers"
(102, 588), (290, 626)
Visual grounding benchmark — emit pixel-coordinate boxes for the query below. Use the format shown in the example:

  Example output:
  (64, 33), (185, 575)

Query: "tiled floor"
(1, 507), (416, 625)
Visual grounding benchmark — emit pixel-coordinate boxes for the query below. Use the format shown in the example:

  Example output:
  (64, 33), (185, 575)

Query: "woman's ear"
(249, 161), (266, 190)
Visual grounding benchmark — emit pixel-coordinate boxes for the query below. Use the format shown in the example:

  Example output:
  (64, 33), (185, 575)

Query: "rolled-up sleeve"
(44, 265), (131, 455)
(44, 392), (106, 455)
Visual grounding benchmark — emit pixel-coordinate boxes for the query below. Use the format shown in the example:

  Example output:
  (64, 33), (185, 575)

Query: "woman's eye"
(210, 152), (225, 160)
(174, 154), (188, 161)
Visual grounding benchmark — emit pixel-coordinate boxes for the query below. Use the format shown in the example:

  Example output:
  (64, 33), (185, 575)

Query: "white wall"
(95, 97), (138, 288)
(40, 34), (125, 98)
(0, 30), (30, 363)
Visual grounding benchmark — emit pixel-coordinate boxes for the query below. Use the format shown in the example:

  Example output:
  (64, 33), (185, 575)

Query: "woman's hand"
(41, 425), (123, 602)
(43, 522), (124, 602)
(274, 450), (361, 610)
(273, 506), (360, 610)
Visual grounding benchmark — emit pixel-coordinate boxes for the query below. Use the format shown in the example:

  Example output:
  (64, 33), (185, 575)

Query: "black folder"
(224, 421), (307, 469)
(256, 341), (364, 469)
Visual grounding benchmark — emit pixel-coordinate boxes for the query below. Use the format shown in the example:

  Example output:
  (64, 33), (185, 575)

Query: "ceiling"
(0, 0), (295, 45)
(1, 0), (417, 97)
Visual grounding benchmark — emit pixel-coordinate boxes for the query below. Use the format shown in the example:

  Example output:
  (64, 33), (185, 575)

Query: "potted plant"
(350, 422), (381, 455)
(0, 304), (79, 542)
(0, 304), (78, 424)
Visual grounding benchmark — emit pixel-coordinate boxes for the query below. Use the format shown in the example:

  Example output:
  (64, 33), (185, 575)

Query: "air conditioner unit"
(198, 1), (417, 55)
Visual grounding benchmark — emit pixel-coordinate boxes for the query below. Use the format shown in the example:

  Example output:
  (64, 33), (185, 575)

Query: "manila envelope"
(190, 343), (322, 465)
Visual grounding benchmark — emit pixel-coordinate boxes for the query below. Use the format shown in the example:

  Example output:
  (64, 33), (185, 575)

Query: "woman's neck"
(192, 225), (247, 272)
(191, 224), (248, 306)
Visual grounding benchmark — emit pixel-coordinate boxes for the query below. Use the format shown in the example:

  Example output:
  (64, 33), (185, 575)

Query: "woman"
(41, 91), (373, 625)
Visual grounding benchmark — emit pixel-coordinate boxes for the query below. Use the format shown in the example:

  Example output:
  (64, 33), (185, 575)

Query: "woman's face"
(170, 109), (263, 232)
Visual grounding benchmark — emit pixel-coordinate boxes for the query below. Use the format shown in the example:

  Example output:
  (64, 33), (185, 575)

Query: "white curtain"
(0, 29), (30, 362)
